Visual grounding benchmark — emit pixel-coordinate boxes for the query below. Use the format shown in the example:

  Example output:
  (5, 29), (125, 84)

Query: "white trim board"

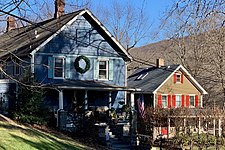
(153, 65), (208, 95)
(30, 9), (132, 72)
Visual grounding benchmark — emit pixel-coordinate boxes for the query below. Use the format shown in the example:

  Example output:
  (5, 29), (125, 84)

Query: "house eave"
(153, 65), (208, 95)
(56, 85), (140, 91)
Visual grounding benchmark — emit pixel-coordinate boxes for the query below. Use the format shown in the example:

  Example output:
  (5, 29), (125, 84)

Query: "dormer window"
(176, 74), (181, 83)
(174, 73), (184, 83)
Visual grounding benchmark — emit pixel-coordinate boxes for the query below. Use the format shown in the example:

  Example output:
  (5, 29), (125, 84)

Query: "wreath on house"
(74, 55), (90, 74)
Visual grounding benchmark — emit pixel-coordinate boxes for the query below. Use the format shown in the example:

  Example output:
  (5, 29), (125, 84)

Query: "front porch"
(44, 80), (140, 146)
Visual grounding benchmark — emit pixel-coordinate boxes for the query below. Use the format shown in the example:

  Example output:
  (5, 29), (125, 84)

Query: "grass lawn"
(0, 119), (94, 150)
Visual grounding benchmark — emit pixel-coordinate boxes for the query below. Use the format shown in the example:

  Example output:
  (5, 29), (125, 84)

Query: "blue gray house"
(0, 2), (135, 128)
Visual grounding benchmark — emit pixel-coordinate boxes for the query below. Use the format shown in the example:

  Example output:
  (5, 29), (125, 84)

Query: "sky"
(89, 0), (175, 45)
(0, 0), (175, 46)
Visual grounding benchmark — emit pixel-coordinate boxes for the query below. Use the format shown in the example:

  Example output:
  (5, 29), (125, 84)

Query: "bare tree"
(158, 0), (225, 107)
(94, 0), (151, 50)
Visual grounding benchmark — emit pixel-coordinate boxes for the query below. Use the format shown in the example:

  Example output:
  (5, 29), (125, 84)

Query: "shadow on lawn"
(0, 122), (83, 150)
(0, 145), (7, 150)
(10, 134), (81, 150)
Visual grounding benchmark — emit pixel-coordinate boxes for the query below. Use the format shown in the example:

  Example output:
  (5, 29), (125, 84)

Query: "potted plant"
(121, 105), (131, 120)
(110, 108), (118, 124)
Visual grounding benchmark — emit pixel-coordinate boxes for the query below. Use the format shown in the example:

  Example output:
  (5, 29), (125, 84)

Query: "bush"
(11, 70), (47, 126)
(12, 112), (47, 125)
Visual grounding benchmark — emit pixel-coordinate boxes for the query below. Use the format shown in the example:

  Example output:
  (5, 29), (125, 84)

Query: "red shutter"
(174, 74), (177, 83)
(172, 95), (176, 107)
(195, 95), (199, 108)
(186, 95), (190, 107)
(181, 95), (185, 107)
(158, 95), (162, 108)
(181, 74), (184, 83)
(168, 95), (171, 108)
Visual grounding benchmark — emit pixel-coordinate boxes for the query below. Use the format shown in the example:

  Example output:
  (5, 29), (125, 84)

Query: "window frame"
(162, 95), (168, 108)
(98, 59), (109, 80)
(53, 56), (65, 79)
(176, 73), (181, 83)
(176, 95), (182, 107)
(189, 95), (195, 107)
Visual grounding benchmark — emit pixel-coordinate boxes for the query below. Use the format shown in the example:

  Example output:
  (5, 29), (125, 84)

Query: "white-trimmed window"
(162, 95), (167, 108)
(176, 95), (181, 107)
(99, 60), (108, 80)
(190, 95), (195, 107)
(176, 74), (181, 83)
(54, 57), (64, 78)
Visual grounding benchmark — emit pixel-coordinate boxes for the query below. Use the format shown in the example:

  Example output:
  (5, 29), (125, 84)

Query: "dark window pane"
(99, 61), (106, 69)
(54, 68), (63, 77)
(190, 96), (195, 106)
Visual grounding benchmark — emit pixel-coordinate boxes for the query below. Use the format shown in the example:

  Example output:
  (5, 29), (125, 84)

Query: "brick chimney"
(156, 58), (164, 68)
(54, 0), (65, 18)
(6, 16), (16, 32)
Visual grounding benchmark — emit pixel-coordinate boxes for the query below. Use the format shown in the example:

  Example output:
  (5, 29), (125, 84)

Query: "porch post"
(59, 90), (63, 110)
(219, 118), (222, 137)
(130, 92), (138, 146)
(131, 92), (135, 109)
(184, 118), (186, 134)
(84, 90), (88, 110)
(198, 117), (201, 134)
(109, 91), (112, 110)
(167, 117), (170, 139)
(57, 89), (63, 128)
(213, 118), (216, 136)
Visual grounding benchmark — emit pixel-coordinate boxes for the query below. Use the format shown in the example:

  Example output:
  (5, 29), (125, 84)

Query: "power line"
(0, 8), (223, 87)
(0, 9), (157, 67)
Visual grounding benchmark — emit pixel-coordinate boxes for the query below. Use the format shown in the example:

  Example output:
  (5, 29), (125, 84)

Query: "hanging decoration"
(74, 55), (90, 74)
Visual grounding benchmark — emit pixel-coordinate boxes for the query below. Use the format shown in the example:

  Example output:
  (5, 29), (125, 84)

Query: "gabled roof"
(127, 64), (207, 94)
(0, 9), (132, 61)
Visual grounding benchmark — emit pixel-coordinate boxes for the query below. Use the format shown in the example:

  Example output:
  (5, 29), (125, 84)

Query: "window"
(94, 58), (113, 81)
(162, 95), (167, 108)
(0, 93), (8, 112)
(99, 60), (108, 79)
(190, 95), (195, 107)
(174, 73), (184, 83)
(176, 95), (181, 107)
(14, 59), (20, 75)
(176, 74), (181, 83)
(54, 57), (64, 78)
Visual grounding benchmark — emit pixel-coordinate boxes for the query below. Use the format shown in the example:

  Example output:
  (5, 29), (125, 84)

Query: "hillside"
(128, 39), (175, 75)
(128, 32), (225, 106)
(0, 114), (95, 150)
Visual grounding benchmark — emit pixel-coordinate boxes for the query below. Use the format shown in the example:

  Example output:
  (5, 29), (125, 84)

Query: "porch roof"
(46, 80), (139, 91)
